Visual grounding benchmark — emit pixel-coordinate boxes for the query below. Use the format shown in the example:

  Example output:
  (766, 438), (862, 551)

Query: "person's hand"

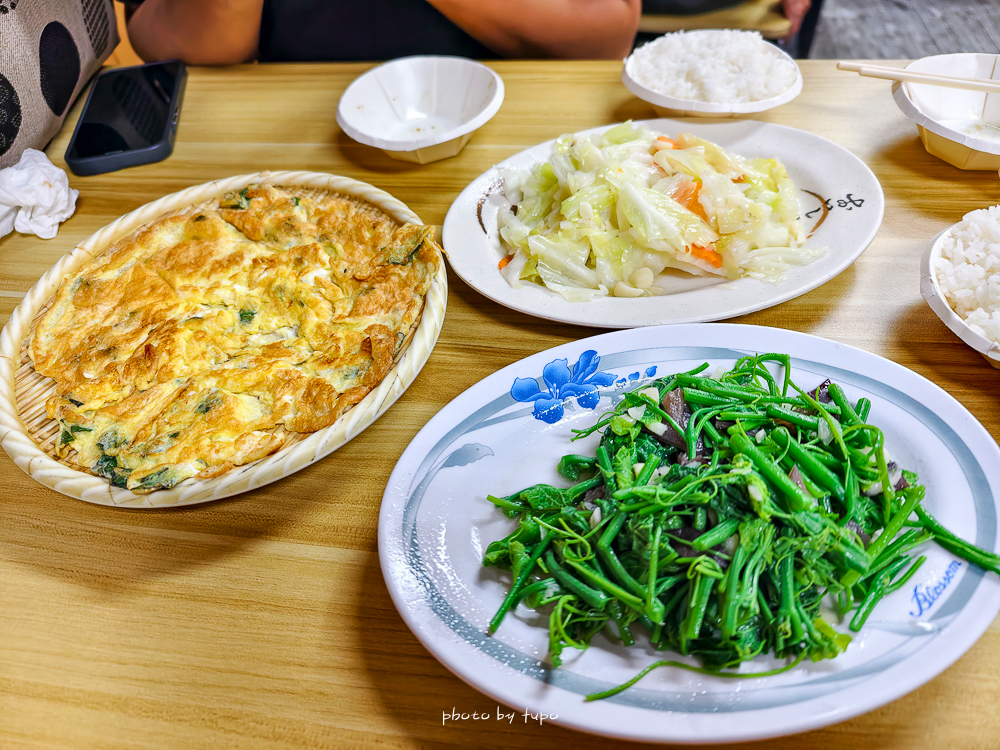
(782, 0), (811, 36)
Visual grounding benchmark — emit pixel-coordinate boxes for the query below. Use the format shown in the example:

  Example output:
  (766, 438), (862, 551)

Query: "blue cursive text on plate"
(909, 560), (962, 617)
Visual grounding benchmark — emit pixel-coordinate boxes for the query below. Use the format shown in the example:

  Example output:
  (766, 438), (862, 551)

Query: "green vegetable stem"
(482, 354), (999, 698)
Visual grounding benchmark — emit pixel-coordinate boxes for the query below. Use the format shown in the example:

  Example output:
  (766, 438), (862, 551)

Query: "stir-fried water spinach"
(483, 354), (1000, 700)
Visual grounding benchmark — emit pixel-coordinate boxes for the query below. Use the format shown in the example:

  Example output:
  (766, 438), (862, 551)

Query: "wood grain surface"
(0, 60), (998, 750)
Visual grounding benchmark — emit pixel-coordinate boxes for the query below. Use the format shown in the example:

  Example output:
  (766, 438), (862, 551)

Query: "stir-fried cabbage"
(497, 122), (823, 300)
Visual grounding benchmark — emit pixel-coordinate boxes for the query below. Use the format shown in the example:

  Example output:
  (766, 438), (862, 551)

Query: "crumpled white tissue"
(0, 149), (79, 240)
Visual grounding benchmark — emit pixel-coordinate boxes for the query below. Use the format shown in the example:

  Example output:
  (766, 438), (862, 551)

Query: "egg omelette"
(30, 183), (442, 493)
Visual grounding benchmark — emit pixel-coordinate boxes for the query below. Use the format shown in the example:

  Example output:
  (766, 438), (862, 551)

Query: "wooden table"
(0, 61), (997, 750)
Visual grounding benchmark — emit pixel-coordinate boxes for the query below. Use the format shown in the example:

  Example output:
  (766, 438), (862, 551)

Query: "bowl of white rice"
(922, 204), (1000, 368)
(622, 29), (802, 117)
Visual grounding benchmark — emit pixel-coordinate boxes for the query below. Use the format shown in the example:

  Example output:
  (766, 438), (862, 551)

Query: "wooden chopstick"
(837, 61), (999, 84)
(837, 61), (1000, 95)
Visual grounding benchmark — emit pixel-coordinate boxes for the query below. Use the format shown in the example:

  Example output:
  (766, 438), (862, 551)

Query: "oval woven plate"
(0, 171), (448, 508)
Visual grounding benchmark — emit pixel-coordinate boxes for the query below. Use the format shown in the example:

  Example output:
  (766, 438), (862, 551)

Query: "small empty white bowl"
(621, 33), (802, 118)
(893, 53), (1000, 171)
(336, 56), (504, 164)
(921, 225), (1000, 368)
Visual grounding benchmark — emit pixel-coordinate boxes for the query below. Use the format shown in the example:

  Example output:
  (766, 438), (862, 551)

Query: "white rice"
(933, 204), (1000, 343)
(626, 30), (798, 104)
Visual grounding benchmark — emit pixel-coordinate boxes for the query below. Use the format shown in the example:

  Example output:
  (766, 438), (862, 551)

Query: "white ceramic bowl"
(893, 53), (1000, 171)
(921, 224), (1000, 369)
(336, 56), (504, 164)
(621, 33), (802, 118)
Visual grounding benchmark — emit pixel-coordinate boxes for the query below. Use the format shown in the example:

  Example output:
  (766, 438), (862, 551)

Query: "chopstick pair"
(837, 61), (1000, 95)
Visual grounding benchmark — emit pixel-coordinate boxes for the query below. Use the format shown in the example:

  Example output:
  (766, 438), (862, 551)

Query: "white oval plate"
(442, 120), (884, 328)
(379, 324), (1000, 744)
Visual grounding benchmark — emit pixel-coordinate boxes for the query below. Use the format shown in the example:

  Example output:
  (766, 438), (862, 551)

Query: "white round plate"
(379, 324), (1000, 744)
(442, 119), (884, 328)
(0, 171), (448, 508)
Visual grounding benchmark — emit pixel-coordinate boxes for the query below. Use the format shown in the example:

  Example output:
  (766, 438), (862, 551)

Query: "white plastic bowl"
(921, 225), (1000, 369)
(893, 53), (1000, 171)
(336, 56), (504, 164)
(621, 33), (802, 118)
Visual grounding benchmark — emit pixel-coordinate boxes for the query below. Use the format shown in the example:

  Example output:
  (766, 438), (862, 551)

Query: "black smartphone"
(65, 60), (187, 177)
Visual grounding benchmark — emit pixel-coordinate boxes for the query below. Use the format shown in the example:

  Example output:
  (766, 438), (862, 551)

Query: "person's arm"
(782, 0), (812, 36)
(426, 0), (641, 59)
(127, 0), (264, 65)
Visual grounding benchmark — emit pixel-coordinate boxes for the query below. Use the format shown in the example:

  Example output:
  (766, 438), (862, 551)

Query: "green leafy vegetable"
(221, 187), (250, 210)
(484, 354), (999, 698)
(195, 391), (223, 415)
(136, 467), (178, 491)
(93, 454), (129, 489)
(97, 429), (125, 452)
(59, 423), (93, 445)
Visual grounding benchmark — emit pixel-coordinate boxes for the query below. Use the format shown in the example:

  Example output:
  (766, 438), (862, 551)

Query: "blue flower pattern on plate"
(615, 366), (658, 386)
(510, 351), (655, 424)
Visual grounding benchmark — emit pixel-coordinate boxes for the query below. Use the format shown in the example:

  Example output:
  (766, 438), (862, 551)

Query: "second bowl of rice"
(922, 204), (1000, 368)
(622, 29), (803, 117)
